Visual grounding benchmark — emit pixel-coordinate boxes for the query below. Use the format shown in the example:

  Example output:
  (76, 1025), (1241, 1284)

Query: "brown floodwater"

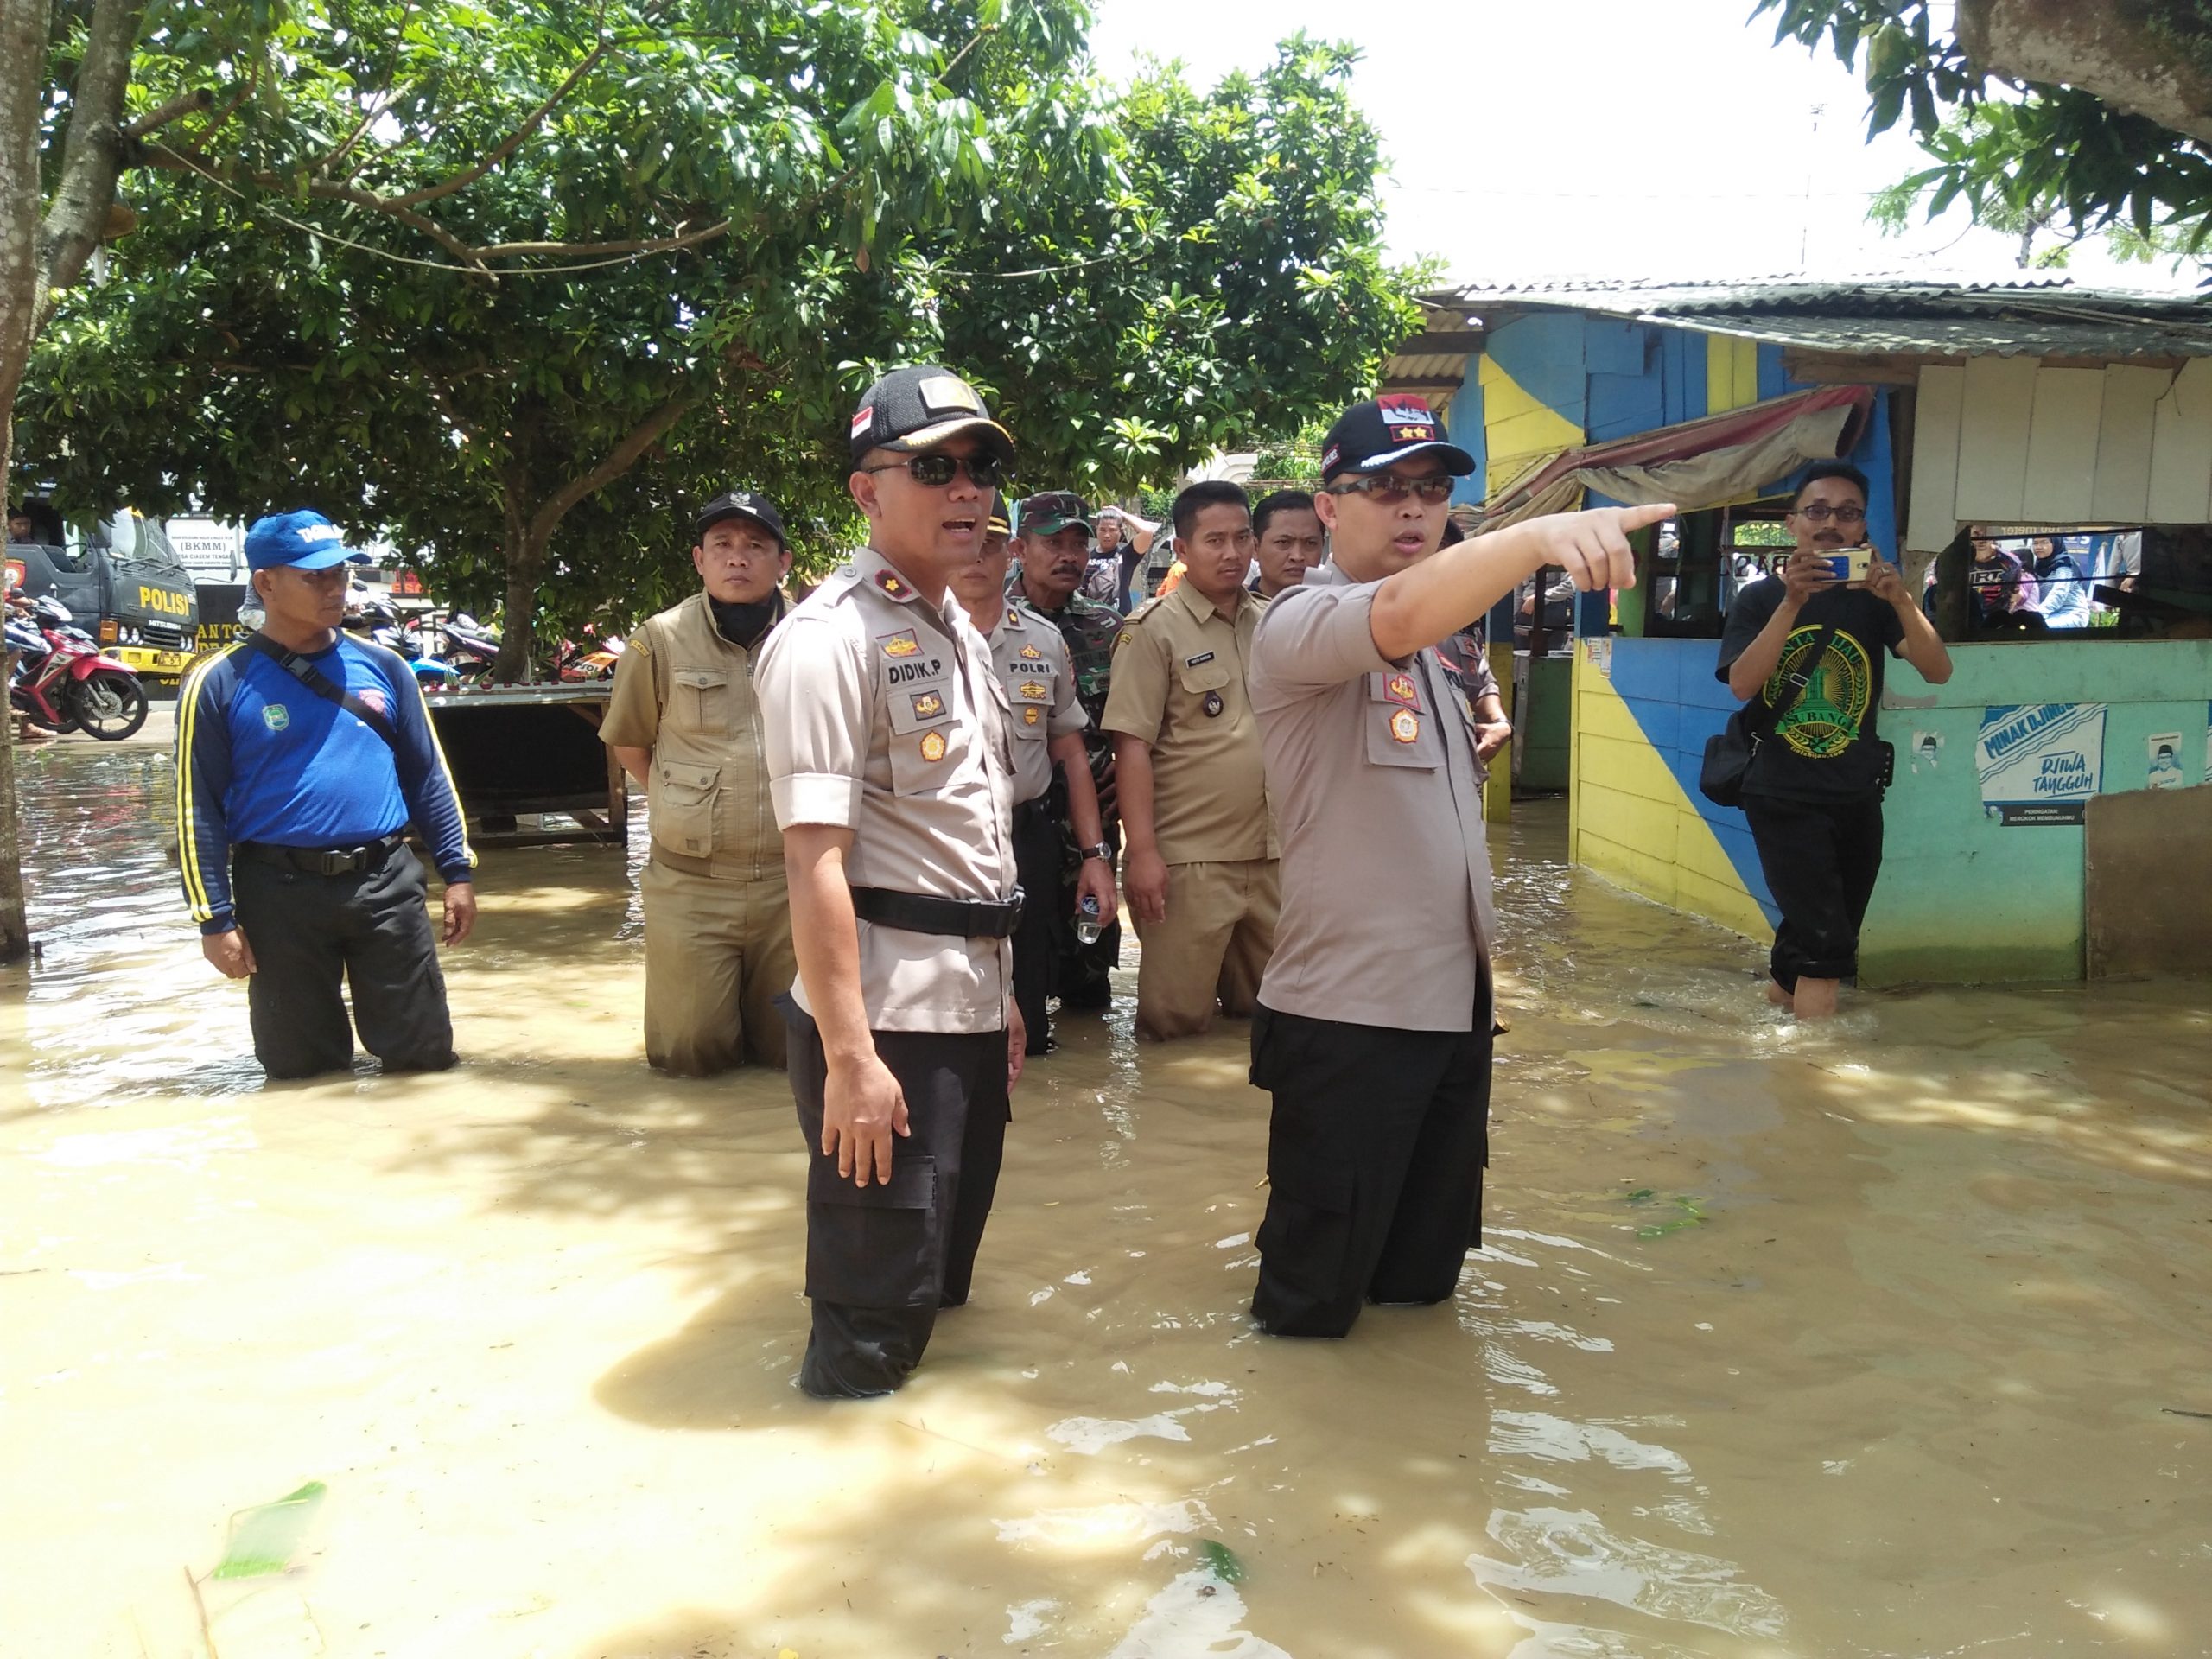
(3, 728), (2209, 1658)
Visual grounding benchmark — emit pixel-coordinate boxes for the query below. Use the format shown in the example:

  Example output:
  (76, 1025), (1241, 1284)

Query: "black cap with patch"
(848, 365), (1016, 466)
(1319, 396), (1476, 483)
(694, 490), (787, 548)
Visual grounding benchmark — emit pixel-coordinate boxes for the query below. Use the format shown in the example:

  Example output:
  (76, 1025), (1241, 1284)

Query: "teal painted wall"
(1861, 639), (2212, 985)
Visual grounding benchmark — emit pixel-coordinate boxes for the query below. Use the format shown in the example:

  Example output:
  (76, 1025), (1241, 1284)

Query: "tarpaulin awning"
(1478, 385), (1875, 528)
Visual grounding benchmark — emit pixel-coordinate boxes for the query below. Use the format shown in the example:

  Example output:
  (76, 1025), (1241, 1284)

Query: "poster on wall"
(1976, 703), (2106, 825)
(2147, 732), (2189, 791)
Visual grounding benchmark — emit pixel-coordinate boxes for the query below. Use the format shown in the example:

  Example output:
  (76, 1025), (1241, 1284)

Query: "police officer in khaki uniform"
(950, 509), (1116, 1055)
(754, 365), (1027, 1399)
(1246, 396), (1669, 1338)
(601, 491), (796, 1073)
(1104, 480), (1278, 1041)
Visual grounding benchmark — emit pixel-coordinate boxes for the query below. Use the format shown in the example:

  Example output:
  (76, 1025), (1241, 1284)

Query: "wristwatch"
(1080, 842), (1112, 862)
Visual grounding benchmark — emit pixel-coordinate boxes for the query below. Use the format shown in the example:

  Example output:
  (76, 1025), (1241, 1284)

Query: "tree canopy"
(11, 1), (1419, 672)
(1758, 0), (2212, 252)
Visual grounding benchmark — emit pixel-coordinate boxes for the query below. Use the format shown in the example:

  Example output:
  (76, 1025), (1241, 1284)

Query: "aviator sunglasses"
(1326, 473), (1457, 505)
(862, 452), (1003, 490)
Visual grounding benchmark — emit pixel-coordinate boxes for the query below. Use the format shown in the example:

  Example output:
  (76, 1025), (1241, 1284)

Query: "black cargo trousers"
(1247, 963), (1494, 1338)
(230, 839), (458, 1081)
(783, 1002), (1011, 1399)
(1009, 798), (1063, 1055)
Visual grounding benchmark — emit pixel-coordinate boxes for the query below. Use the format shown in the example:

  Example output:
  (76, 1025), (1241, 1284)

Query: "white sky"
(1086, 0), (2182, 289)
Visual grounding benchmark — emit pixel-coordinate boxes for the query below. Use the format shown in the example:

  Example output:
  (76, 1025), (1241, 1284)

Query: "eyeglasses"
(1791, 503), (1866, 524)
(1326, 473), (1456, 505)
(862, 452), (1002, 491)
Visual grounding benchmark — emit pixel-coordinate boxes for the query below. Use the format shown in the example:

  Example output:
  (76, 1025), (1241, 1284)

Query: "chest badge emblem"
(911, 690), (945, 720)
(1020, 644), (1041, 660)
(1021, 706), (1042, 726)
(262, 703), (290, 733)
(1385, 672), (1419, 706)
(919, 729), (948, 763)
(880, 630), (921, 658)
(1202, 689), (1224, 718)
(1389, 708), (1421, 745)
(1019, 680), (1048, 701)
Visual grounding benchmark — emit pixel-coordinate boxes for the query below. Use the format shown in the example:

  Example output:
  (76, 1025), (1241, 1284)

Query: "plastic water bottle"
(1074, 893), (1103, 945)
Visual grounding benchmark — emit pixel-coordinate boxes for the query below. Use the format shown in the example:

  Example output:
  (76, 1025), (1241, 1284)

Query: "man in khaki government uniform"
(754, 365), (1027, 1400)
(601, 490), (796, 1074)
(1246, 395), (1669, 1338)
(951, 510), (1116, 1056)
(1104, 480), (1278, 1041)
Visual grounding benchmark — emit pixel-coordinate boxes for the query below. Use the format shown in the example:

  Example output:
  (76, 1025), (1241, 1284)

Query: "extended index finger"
(1613, 501), (1676, 532)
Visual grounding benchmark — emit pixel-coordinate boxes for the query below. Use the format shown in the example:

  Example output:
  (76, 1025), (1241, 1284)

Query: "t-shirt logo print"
(1767, 626), (1873, 760)
(261, 703), (289, 733)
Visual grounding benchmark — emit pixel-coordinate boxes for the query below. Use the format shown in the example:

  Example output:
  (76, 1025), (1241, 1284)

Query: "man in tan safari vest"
(601, 491), (797, 1073)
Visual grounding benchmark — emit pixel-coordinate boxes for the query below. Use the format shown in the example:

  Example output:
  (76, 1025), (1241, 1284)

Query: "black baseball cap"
(694, 490), (786, 548)
(848, 365), (1015, 466)
(1017, 491), (1092, 537)
(1319, 396), (1476, 484)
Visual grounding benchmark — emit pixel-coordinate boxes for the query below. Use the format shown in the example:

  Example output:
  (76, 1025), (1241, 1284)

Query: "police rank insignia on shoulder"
(919, 729), (948, 762)
(1385, 672), (1420, 707)
(879, 630), (921, 658)
(1021, 706), (1042, 725)
(1020, 644), (1042, 660)
(1203, 690), (1224, 718)
(910, 690), (945, 720)
(1389, 708), (1421, 744)
(1019, 681), (1048, 701)
(874, 569), (909, 598)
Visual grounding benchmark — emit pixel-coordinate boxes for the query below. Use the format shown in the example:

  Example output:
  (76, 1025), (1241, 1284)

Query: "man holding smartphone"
(1717, 462), (1954, 1019)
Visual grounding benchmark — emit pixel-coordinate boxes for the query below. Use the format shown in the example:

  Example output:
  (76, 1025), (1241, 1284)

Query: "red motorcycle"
(8, 596), (151, 741)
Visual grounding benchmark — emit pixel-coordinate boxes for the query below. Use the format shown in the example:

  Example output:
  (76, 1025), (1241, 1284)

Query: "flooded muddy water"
(3, 730), (2209, 1657)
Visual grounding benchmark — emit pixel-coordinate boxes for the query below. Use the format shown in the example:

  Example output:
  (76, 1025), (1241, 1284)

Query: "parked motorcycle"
(345, 600), (456, 690)
(438, 612), (503, 683)
(556, 628), (626, 682)
(8, 596), (151, 740)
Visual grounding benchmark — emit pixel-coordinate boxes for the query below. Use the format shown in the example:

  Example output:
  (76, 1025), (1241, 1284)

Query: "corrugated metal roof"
(1406, 273), (2212, 362)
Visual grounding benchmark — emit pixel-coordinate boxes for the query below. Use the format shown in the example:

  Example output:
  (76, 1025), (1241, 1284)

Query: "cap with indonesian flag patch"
(1319, 396), (1475, 484)
(848, 365), (1015, 467)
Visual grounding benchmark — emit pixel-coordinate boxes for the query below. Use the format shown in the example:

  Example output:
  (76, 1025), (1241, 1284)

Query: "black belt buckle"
(316, 847), (365, 876)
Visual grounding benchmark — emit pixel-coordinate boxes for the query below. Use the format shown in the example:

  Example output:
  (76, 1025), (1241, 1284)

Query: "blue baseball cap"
(245, 509), (355, 571)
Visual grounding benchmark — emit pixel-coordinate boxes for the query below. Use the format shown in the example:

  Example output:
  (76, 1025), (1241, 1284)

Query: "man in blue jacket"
(175, 510), (477, 1078)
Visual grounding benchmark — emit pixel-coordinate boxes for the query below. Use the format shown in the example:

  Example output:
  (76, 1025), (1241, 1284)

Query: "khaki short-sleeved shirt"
(1101, 581), (1274, 864)
(754, 548), (1018, 1034)
(599, 591), (785, 878)
(1247, 563), (1496, 1032)
(984, 599), (1087, 804)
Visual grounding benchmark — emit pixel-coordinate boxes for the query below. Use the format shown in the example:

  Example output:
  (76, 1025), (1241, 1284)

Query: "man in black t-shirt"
(1716, 462), (1953, 1018)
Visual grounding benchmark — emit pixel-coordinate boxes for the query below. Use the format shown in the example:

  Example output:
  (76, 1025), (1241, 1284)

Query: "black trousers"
(1248, 986), (1493, 1338)
(784, 1002), (1010, 1399)
(1047, 756), (1120, 1011)
(1011, 799), (1062, 1055)
(230, 842), (457, 1080)
(1743, 790), (1885, 992)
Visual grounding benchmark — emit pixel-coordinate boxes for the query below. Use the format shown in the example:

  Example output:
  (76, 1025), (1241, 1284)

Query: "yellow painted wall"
(1706, 334), (1759, 414)
(1479, 353), (1582, 502)
(1568, 650), (1771, 942)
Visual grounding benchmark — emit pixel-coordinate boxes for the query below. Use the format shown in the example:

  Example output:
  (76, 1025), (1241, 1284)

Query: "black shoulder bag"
(241, 631), (404, 753)
(1698, 620), (1839, 809)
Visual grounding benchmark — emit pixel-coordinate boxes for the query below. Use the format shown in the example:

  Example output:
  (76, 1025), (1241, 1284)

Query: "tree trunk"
(0, 0), (54, 963)
(495, 524), (543, 683)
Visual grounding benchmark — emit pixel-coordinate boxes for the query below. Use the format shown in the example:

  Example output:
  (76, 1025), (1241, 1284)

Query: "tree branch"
(525, 388), (696, 545)
(386, 39), (611, 209)
(475, 219), (730, 259)
(39, 0), (147, 293)
(124, 88), (214, 140)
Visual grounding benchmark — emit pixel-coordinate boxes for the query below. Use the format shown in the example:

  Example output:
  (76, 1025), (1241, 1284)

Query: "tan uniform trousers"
(1133, 858), (1281, 1040)
(641, 852), (796, 1074)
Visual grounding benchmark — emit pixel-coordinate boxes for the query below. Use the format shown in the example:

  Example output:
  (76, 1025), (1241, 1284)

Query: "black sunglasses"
(1326, 473), (1456, 505)
(862, 452), (1003, 491)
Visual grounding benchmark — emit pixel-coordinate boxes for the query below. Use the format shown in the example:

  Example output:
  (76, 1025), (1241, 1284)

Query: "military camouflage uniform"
(1007, 572), (1124, 1007)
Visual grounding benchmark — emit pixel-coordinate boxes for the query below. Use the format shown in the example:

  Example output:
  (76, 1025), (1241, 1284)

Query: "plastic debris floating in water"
(210, 1481), (327, 1580)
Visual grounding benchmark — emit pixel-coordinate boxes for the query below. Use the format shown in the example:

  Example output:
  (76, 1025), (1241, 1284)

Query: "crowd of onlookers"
(1962, 527), (2138, 631)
